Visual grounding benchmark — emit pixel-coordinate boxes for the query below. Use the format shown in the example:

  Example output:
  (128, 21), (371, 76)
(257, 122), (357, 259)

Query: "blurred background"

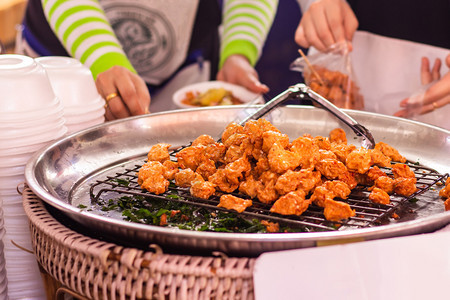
(254, 0), (304, 100)
(0, 0), (303, 99)
(0, 0), (27, 54)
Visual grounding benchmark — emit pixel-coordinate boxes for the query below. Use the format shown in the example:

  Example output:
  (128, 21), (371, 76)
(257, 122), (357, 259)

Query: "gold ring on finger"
(105, 92), (119, 102)
(104, 92), (119, 108)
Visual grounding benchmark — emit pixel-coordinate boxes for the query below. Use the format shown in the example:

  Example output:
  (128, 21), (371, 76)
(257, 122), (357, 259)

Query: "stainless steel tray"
(25, 106), (450, 256)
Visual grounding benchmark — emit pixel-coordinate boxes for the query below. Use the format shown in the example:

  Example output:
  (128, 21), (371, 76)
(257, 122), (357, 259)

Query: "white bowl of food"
(172, 81), (264, 109)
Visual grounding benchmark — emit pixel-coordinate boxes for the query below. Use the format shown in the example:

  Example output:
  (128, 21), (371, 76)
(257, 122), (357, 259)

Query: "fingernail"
(259, 83), (269, 92)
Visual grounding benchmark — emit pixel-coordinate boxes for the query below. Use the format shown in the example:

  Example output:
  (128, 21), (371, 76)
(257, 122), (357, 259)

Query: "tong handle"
(299, 85), (370, 131)
(238, 85), (303, 126)
(299, 85), (375, 148)
(239, 83), (375, 149)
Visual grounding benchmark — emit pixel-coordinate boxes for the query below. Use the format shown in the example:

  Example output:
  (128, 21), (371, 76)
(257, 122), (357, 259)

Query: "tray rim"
(24, 105), (450, 256)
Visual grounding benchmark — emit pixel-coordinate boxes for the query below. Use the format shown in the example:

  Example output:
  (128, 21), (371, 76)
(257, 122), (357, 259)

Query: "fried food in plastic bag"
(291, 43), (364, 110)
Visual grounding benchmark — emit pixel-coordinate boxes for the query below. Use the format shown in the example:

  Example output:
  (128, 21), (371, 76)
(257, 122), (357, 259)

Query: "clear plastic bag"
(290, 42), (364, 110)
(396, 84), (430, 119)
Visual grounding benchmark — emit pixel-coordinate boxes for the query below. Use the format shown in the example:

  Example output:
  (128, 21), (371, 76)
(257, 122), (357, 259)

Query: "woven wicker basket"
(22, 187), (256, 299)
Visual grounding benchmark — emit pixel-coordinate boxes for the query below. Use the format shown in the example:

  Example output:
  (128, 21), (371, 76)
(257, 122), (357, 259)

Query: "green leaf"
(112, 178), (130, 186)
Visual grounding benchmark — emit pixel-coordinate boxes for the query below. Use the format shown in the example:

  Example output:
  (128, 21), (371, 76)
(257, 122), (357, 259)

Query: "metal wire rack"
(89, 150), (448, 233)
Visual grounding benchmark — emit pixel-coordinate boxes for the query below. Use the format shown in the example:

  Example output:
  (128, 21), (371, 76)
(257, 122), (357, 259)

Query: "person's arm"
(217, 0), (278, 94)
(41, 0), (150, 120)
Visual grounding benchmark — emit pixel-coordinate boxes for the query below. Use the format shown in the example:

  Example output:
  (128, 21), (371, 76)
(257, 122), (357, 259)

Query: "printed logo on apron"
(100, 0), (198, 85)
(105, 4), (175, 75)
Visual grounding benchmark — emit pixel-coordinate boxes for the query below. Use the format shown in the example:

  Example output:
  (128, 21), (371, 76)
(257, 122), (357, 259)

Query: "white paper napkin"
(254, 230), (450, 300)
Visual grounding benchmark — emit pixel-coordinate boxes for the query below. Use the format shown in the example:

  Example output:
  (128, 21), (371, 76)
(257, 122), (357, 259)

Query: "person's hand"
(394, 54), (450, 117)
(217, 54), (269, 94)
(295, 0), (358, 52)
(95, 66), (151, 121)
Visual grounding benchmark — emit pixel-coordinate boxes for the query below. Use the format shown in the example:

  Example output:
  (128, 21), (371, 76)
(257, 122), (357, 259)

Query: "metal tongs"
(239, 83), (375, 149)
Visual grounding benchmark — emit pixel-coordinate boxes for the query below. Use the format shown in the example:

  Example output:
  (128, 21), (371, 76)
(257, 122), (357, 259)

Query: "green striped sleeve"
(220, 0), (278, 69)
(41, 0), (136, 78)
(90, 52), (136, 79)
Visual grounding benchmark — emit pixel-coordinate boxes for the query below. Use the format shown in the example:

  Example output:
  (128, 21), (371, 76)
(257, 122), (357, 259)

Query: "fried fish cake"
(375, 142), (406, 163)
(369, 187), (391, 205)
(174, 168), (202, 188)
(290, 136), (320, 169)
(147, 143), (171, 163)
(329, 128), (347, 144)
(190, 179), (216, 199)
(138, 161), (169, 195)
(346, 148), (372, 174)
(218, 194), (252, 213)
(268, 142), (302, 174)
(323, 199), (355, 221)
(394, 177), (417, 196)
(270, 190), (311, 216)
(392, 163), (415, 179)
(315, 158), (347, 180)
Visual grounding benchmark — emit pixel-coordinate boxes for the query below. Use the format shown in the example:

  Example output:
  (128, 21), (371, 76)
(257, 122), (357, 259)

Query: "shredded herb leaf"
(88, 194), (307, 233)
(112, 178), (130, 186)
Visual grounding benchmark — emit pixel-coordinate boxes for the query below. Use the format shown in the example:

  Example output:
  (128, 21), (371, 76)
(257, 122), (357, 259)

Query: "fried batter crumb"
(239, 175), (262, 198)
(170, 210), (180, 217)
(261, 220), (280, 233)
(366, 166), (388, 182)
(268, 142), (302, 174)
(290, 136), (320, 169)
(221, 122), (244, 143)
(160, 214), (168, 226)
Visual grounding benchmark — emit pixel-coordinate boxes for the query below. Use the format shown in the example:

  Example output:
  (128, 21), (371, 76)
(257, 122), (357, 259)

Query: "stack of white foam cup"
(0, 54), (106, 299)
